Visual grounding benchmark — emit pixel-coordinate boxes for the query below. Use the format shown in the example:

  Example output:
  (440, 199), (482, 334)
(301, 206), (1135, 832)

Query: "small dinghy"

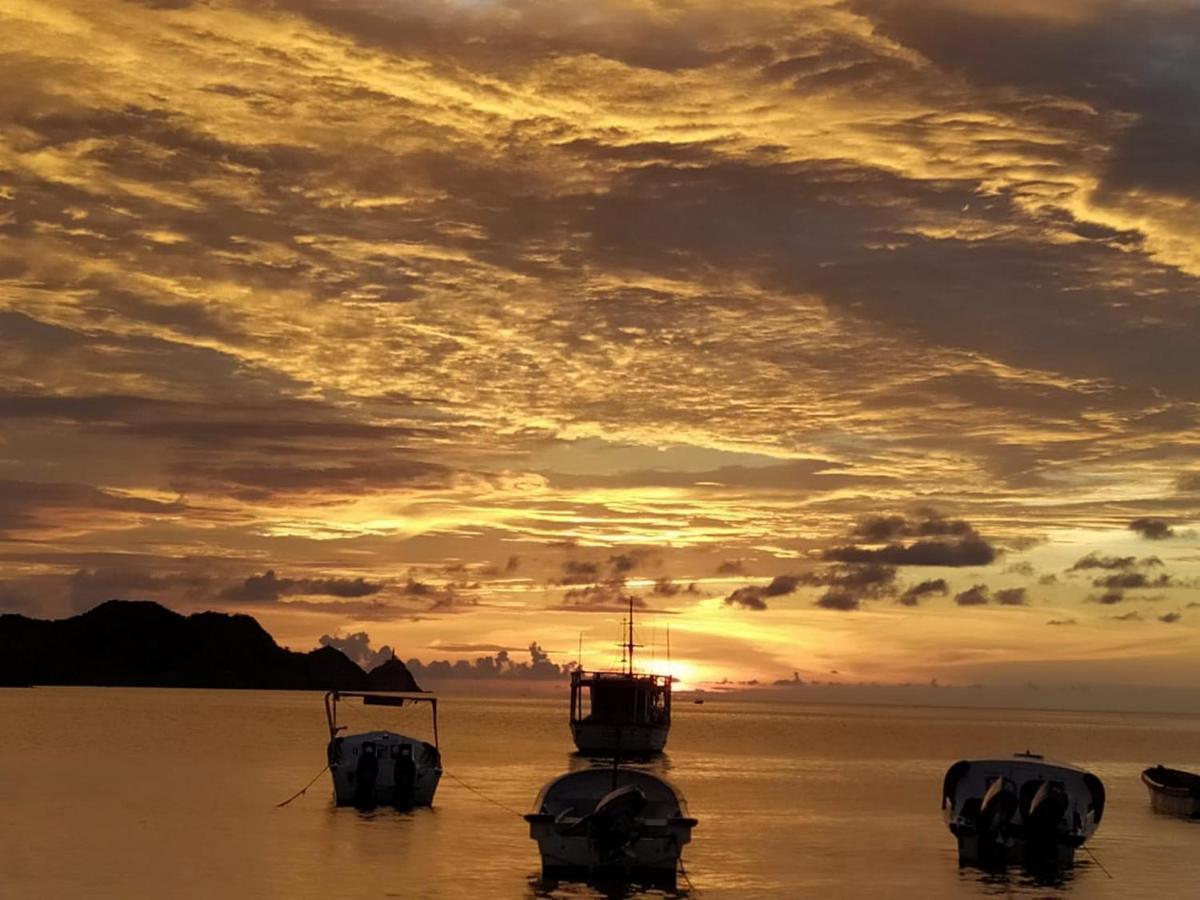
(525, 767), (697, 883)
(1142, 765), (1200, 818)
(941, 752), (1105, 866)
(324, 690), (442, 808)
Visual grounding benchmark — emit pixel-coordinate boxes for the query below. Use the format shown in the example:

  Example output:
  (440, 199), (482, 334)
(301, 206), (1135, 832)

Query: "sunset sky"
(3, 0), (1199, 693)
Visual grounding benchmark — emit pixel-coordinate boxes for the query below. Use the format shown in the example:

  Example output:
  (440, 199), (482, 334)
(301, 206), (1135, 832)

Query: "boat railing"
(324, 690), (439, 748)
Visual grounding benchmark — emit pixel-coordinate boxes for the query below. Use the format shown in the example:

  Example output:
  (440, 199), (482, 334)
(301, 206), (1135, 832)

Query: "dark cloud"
(898, 578), (949, 606)
(815, 589), (860, 611)
(716, 560), (747, 576)
(851, 0), (1200, 201)
(1176, 473), (1200, 493)
(1070, 552), (1138, 571)
(954, 585), (990, 606)
(652, 577), (698, 597)
(1158, 611), (1182, 624)
(1092, 572), (1172, 590)
(1129, 517), (1176, 540)
(1089, 590), (1126, 606)
(722, 575), (803, 611)
(825, 538), (995, 567)
(1113, 611), (1143, 622)
(561, 580), (647, 612)
(608, 551), (649, 575)
(850, 509), (977, 542)
(994, 587), (1028, 607)
(1046, 618), (1077, 626)
(220, 570), (383, 603)
(0, 479), (185, 534)
(559, 560), (601, 585)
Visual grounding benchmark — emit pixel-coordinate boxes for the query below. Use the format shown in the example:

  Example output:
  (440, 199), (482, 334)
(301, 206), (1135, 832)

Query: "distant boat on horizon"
(569, 596), (672, 756)
(324, 689), (443, 808)
(1142, 765), (1200, 818)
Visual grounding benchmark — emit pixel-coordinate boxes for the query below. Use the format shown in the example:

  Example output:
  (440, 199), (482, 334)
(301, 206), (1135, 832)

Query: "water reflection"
(960, 861), (1076, 895)
(527, 870), (690, 899)
(567, 752), (674, 775)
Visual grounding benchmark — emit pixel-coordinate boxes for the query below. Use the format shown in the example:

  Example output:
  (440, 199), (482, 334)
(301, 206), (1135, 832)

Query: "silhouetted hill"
(0, 600), (423, 691)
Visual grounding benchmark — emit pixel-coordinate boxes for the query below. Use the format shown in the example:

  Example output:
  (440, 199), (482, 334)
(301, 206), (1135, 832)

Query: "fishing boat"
(525, 766), (697, 883)
(941, 752), (1105, 866)
(324, 690), (442, 808)
(570, 597), (672, 756)
(1142, 765), (1200, 818)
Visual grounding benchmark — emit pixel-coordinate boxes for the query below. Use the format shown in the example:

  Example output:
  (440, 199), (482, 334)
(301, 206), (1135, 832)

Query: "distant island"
(0, 599), (422, 692)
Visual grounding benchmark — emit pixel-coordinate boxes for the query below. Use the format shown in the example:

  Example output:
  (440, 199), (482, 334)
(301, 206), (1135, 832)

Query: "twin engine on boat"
(942, 754), (1105, 866)
(328, 732), (442, 809)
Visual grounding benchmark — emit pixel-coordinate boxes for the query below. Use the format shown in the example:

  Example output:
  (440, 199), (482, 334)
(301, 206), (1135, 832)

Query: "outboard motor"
(354, 742), (380, 808)
(393, 744), (417, 809)
(1023, 780), (1069, 843)
(976, 778), (1018, 860)
(585, 785), (647, 862)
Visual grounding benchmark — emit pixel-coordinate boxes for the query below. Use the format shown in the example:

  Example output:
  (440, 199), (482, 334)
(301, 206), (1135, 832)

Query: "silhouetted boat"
(525, 766), (696, 882)
(1142, 765), (1200, 818)
(324, 690), (442, 808)
(941, 752), (1105, 866)
(569, 597), (671, 755)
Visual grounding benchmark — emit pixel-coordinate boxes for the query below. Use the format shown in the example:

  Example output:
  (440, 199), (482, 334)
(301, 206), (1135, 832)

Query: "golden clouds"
(1, 0), (1199, 686)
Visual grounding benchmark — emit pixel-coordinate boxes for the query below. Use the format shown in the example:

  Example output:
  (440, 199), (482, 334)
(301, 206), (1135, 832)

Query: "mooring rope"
(676, 857), (695, 891)
(275, 764), (329, 807)
(1083, 845), (1114, 879)
(443, 771), (526, 818)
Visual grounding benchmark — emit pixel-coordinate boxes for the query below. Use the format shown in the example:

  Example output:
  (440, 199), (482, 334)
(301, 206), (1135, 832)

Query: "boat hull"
(942, 755), (1103, 869)
(571, 721), (668, 755)
(528, 822), (691, 875)
(526, 768), (695, 880)
(951, 831), (1080, 867)
(328, 731), (442, 808)
(1142, 767), (1200, 818)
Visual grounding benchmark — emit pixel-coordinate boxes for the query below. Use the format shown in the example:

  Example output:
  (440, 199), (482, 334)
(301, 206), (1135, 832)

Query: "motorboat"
(570, 597), (672, 756)
(525, 766), (697, 883)
(1142, 765), (1200, 818)
(941, 752), (1105, 866)
(324, 690), (442, 808)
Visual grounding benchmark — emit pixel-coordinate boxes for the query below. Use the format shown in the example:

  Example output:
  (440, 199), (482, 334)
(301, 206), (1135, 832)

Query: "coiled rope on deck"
(275, 764), (329, 807)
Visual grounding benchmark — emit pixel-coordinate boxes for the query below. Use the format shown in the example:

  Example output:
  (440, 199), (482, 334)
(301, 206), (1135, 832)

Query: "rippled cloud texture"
(2, 0), (1199, 690)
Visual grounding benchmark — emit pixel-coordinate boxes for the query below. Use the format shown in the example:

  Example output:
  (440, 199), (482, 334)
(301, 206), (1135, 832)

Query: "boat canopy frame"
(324, 690), (439, 748)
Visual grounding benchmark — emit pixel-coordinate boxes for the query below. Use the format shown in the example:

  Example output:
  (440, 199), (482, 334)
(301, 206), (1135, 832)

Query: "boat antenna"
(626, 593), (635, 675)
(577, 631), (582, 669)
(667, 624), (672, 678)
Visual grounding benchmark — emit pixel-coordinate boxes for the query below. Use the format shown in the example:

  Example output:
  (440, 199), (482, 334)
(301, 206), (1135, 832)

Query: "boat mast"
(626, 593), (635, 675)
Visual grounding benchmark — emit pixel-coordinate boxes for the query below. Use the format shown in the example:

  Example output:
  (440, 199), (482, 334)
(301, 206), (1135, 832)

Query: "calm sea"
(2, 688), (1199, 898)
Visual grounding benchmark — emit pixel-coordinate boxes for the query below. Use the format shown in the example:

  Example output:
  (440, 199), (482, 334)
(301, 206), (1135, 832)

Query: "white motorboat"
(525, 767), (697, 882)
(941, 752), (1105, 866)
(324, 690), (442, 808)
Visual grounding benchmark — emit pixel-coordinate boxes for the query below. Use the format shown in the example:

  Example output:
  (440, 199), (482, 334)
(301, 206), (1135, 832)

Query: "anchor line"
(275, 764), (329, 808)
(444, 771), (525, 818)
(677, 857), (695, 891)
(1084, 845), (1115, 879)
